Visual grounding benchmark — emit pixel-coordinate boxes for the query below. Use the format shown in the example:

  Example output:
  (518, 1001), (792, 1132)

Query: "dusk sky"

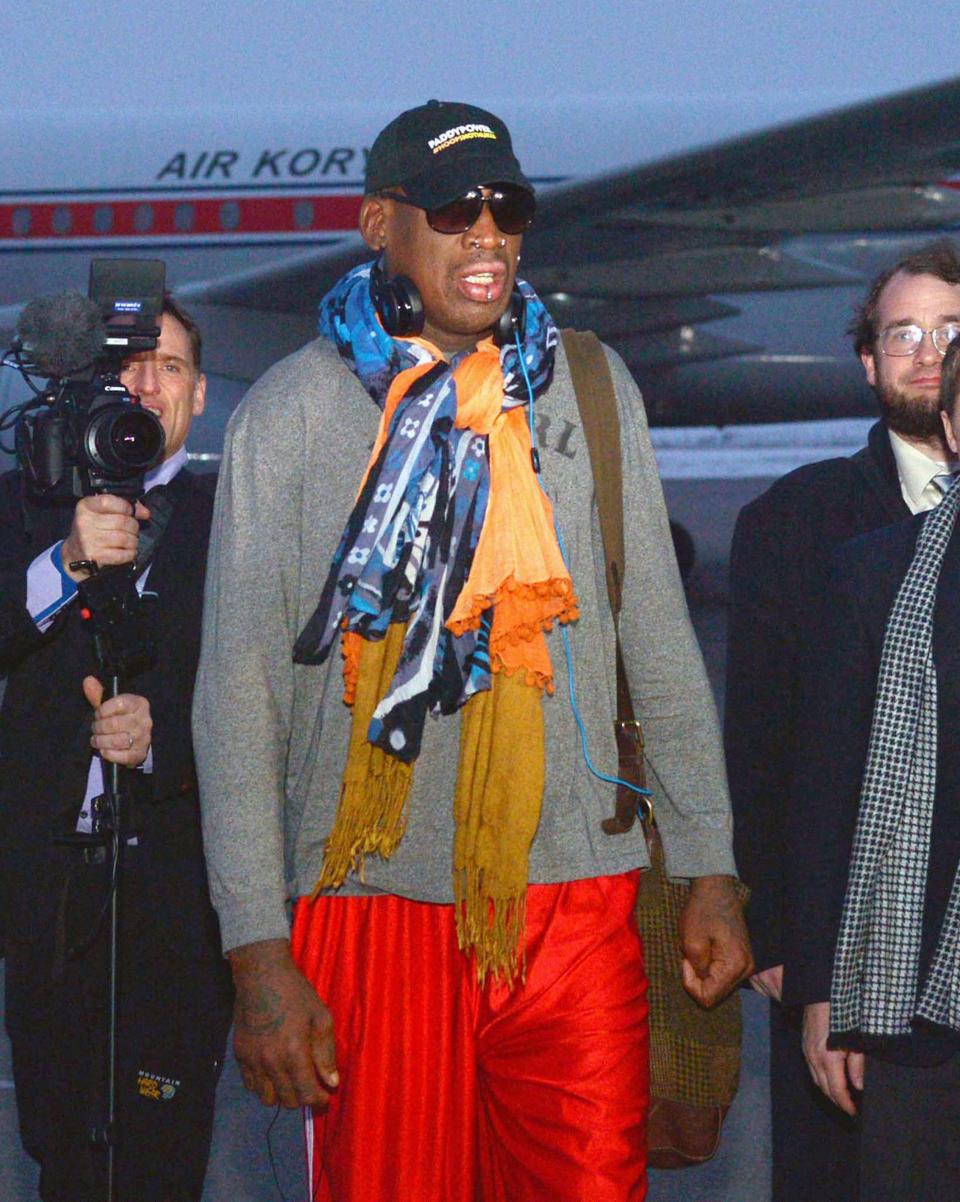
(7, 1), (959, 125)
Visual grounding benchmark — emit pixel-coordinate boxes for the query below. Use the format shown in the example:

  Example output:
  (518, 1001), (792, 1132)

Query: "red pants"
(291, 871), (648, 1202)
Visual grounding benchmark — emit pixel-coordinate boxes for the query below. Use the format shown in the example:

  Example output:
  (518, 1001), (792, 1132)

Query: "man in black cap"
(195, 99), (749, 1202)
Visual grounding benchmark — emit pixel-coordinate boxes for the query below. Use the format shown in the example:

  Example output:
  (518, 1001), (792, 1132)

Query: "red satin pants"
(290, 870), (649, 1202)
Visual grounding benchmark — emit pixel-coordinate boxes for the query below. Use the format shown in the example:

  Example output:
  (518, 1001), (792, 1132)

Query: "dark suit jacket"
(0, 467), (221, 956)
(725, 421), (909, 974)
(786, 515), (960, 1063)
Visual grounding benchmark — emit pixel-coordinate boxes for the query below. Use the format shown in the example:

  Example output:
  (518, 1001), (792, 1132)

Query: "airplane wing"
(178, 75), (960, 423)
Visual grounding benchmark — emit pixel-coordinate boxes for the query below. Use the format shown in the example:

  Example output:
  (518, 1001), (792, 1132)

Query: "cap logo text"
(428, 124), (496, 155)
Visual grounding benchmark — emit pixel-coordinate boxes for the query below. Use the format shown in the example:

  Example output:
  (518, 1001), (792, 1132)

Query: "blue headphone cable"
(514, 330), (650, 806)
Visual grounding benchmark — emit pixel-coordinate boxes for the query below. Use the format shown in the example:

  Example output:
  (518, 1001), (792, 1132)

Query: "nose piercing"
(497, 238), (506, 248)
(470, 238), (480, 249)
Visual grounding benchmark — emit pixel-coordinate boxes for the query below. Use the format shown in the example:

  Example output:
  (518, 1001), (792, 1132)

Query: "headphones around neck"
(370, 261), (526, 347)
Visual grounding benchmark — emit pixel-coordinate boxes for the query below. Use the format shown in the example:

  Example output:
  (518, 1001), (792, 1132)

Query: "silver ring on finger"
(127, 732), (135, 750)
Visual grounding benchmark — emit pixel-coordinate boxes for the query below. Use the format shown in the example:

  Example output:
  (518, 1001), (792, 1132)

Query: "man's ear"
(192, 372), (206, 418)
(860, 347), (877, 388)
(359, 196), (387, 252)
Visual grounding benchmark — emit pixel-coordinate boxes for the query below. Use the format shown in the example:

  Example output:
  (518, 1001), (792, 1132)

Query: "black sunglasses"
(379, 184), (536, 235)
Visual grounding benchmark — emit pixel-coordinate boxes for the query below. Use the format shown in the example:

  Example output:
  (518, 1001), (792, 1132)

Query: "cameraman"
(0, 297), (233, 1202)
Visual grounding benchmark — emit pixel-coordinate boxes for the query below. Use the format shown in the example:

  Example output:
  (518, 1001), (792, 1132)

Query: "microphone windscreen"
(17, 292), (105, 378)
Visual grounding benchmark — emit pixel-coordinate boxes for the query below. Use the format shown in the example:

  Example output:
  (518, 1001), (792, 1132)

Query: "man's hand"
(61, 494), (150, 581)
(679, 873), (753, 1007)
(229, 938), (339, 1109)
(802, 1001), (864, 1116)
(83, 676), (152, 767)
(749, 963), (784, 1001)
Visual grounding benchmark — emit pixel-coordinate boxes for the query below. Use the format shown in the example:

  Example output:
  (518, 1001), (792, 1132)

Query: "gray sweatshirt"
(193, 336), (736, 953)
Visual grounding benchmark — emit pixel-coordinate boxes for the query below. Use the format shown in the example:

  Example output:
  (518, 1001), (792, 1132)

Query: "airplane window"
(93, 206), (113, 233)
(52, 206), (72, 235)
(174, 203), (195, 232)
(134, 203), (154, 233)
(220, 201), (240, 231)
(294, 200), (314, 230)
(12, 208), (30, 236)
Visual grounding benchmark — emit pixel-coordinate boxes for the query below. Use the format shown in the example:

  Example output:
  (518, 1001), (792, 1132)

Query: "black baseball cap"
(365, 99), (533, 208)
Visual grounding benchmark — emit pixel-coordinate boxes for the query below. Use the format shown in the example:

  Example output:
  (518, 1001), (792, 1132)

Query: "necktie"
(134, 484), (175, 574)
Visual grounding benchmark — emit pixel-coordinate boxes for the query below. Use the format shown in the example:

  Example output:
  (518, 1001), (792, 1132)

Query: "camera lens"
(108, 409), (164, 466)
(84, 403), (164, 475)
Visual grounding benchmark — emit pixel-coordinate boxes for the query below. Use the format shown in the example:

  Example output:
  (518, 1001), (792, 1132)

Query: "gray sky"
(7, 1), (959, 119)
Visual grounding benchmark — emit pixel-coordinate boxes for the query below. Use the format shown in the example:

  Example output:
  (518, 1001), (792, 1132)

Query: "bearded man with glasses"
(726, 237), (960, 1202)
(194, 99), (749, 1202)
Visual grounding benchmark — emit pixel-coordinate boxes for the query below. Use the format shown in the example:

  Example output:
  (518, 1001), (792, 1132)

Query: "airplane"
(2, 75), (960, 468)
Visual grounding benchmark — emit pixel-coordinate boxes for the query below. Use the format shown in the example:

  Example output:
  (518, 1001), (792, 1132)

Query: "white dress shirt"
(888, 430), (954, 515)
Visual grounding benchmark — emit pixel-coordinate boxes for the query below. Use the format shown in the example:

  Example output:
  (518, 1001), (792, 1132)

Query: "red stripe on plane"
(0, 193), (363, 239)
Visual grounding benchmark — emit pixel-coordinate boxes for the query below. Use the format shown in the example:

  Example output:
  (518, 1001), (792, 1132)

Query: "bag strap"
(560, 329), (624, 615)
(561, 329), (649, 833)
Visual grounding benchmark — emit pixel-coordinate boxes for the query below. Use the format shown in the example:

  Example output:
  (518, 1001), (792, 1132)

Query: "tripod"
(71, 563), (157, 1202)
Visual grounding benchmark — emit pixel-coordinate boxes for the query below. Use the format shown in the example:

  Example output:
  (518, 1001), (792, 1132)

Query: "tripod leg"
(102, 677), (124, 1202)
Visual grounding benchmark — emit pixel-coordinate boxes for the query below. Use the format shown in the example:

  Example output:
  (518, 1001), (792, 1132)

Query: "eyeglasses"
(379, 184), (536, 235)
(878, 322), (960, 357)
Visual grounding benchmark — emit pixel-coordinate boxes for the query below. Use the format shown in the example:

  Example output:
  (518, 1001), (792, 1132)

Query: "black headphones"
(370, 261), (526, 347)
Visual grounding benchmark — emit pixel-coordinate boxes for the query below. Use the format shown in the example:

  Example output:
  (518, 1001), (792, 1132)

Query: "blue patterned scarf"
(293, 260), (558, 764)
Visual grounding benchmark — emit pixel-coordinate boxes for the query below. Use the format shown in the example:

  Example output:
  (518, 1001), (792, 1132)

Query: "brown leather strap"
(560, 329), (624, 615)
(611, 639), (649, 833)
(561, 329), (649, 833)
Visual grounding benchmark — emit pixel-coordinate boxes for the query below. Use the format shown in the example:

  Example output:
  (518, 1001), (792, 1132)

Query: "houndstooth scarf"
(832, 475), (960, 1038)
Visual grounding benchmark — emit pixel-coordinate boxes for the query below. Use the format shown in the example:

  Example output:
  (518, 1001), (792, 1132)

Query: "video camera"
(1, 259), (168, 498)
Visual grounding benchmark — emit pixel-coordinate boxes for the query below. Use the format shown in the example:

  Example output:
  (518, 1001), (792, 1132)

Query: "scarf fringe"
(313, 748), (412, 893)
(449, 575), (579, 694)
(447, 575), (578, 637)
(489, 659), (554, 693)
(454, 866), (527, 988)
(342, 630), (362, 706)
(449, 577), (579, 696)
(314, 623), (412, 894)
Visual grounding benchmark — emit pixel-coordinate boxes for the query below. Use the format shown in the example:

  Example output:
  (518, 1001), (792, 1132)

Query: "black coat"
(0, 468), (220, 955)
(786, 515), (960, 1062)
(724, 421), (909, 973)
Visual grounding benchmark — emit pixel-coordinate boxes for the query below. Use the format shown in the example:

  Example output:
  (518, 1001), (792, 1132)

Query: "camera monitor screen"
(88, 259), (165, 351)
